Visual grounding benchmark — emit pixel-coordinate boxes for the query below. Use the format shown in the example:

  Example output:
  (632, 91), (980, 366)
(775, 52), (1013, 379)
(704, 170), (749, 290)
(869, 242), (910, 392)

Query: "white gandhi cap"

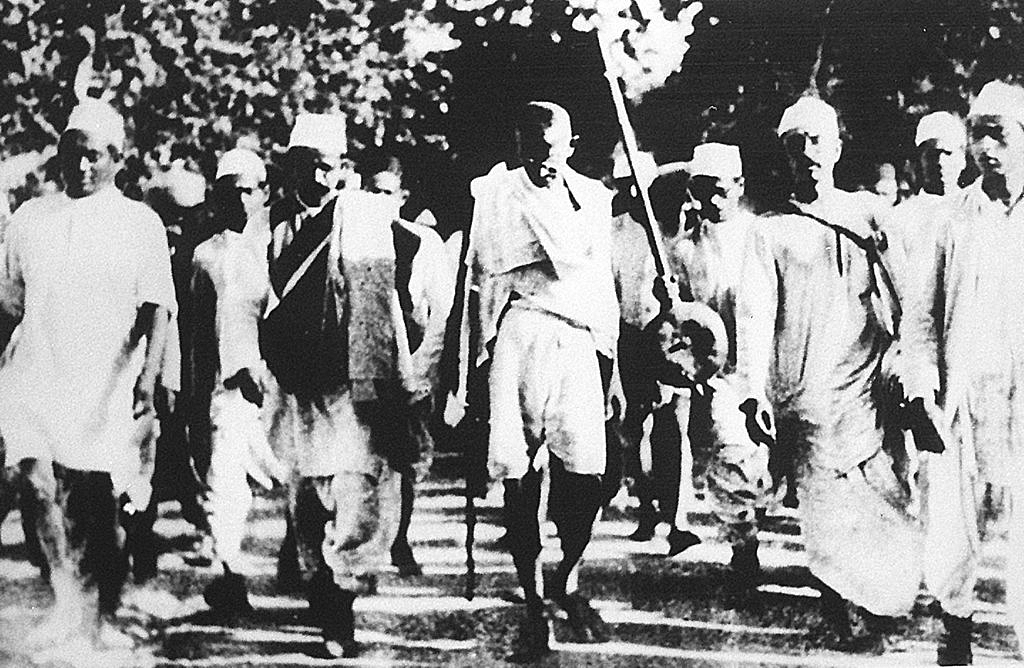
(288, 113), (347, 156)
(969, 81), (1024, 129)
(689, 143), (742, 180)
(216, 148), (267, 182)
(915, 112), (965, 147)
(777, 96), (839, 137)
(65, 98), (126, 151)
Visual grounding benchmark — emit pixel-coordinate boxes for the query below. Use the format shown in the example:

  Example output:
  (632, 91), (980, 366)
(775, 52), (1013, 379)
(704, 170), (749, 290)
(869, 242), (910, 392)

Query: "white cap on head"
(162, 165), (206, 208)
(612, 145), (658, 189)
(288, 113), (347, 156)
(689, 143), (742, 180)
(216, 148), (266, 182)
(65, 98), (126, 151)
(777, 96), (839, 137)
(969, 81), (1024, 128)
(916, 112), (965, 148)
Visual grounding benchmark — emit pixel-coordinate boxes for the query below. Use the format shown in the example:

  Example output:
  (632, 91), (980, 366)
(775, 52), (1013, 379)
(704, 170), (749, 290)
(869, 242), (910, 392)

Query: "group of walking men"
(2, 75), (1024, 667)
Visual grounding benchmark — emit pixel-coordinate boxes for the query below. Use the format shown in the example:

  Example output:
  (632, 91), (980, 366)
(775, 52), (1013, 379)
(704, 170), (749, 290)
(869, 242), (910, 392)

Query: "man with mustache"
(737, 95), (920, 651)
(262, 114), (402, 658)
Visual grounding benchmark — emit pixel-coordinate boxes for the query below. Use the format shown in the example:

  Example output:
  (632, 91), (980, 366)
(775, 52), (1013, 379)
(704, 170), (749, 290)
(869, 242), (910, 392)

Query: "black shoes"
(937, 613), (973, 666)
(628, 517), (658, 542)
(391, 540), (423, 577)
(666, 528), (702, 557)
(819, 587), (887, 655)
(552, 592), (610, 644)
(508, 604), (551, 663)
(729, 539), (761, 582)
(203, 570), (253, 614)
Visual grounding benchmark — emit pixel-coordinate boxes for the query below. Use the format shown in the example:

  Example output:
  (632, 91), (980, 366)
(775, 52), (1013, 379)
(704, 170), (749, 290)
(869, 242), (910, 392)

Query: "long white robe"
(737, 188), (921, 616)
(903, 182), (1024, 636)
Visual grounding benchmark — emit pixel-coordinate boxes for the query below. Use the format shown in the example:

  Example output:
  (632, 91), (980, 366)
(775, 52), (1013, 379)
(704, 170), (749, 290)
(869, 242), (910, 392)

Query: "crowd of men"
(1, 74), (1024, 667)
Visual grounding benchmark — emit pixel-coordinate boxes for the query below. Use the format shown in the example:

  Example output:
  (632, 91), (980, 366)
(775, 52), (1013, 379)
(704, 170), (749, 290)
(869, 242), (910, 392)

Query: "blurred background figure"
(364, 156), (456, 577)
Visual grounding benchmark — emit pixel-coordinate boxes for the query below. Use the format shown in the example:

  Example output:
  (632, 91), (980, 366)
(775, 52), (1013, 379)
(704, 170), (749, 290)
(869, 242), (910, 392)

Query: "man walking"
(903, 79), (1024, 666)
(737, 96), (921, 650)
(0, 98), (175, 650)
(469, 101), (619, 660)
(262, 114), (404, 658)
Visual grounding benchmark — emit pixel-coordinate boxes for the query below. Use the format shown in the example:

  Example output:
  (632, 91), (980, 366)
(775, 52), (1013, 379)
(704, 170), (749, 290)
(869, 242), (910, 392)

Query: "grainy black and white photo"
(0, 1), (1023, 666)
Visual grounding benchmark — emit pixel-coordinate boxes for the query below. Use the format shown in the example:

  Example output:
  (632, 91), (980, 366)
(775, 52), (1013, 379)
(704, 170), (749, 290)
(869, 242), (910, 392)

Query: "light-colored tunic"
(737, 188), (921, 616)
(880, 191), (959, 301)
(192, 223), (282, 569)
(0, 187), (176, 479)
(903, 182), (1024, 633)
(611, 211), (659, 330)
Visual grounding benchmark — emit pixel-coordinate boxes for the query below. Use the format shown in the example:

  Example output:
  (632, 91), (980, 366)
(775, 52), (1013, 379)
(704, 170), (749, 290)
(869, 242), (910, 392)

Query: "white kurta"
(193, 223), (281, 569)
(397, 220), (456, 395)
(0, 187), (176, 475)
(880, 191), (959, 301)
(904, 182), (1024, 633)
(737, 188), (921, 616)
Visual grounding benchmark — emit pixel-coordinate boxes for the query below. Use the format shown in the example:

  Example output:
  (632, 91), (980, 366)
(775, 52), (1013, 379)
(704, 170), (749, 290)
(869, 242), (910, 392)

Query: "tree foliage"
(1, 0), (1023, 221)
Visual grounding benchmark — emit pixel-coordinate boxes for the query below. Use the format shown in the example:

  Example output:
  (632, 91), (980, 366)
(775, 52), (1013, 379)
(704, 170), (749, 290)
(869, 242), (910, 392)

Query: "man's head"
(688, 143), (744, 223)
(650, 301), (728, 387)
(365, 155), (410, 210)
(516, 101), (575, 188)
(58, 99), (126, 198)
(777, 96), (842, 201)
(967, 81), (1024, 200)
(285, 113), (352, 207)
(915, 111), (966, 196)
(214, 148), (267, 233)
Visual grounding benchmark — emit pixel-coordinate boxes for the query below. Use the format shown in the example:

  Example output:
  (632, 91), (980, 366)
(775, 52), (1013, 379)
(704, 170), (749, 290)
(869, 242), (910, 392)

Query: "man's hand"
(225, 368), (264, 408)
(739, 396), (775, 448)
(905, 396), (945, 454)
(406, 381), (432, 406)
(444, 392), (467, 427)
(652, 274), (682, 316)
(133, 373), (158, 419)
(606, 374), (626, 422)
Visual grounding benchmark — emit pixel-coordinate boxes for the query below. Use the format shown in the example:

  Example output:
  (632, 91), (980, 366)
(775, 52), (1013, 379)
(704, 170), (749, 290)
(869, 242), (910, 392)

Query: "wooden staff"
(596, 28), (671, 291)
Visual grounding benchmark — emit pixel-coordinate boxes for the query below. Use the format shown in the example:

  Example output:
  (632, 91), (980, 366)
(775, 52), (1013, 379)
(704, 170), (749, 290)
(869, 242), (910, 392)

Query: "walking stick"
(596, 29), (673, 313)
(465, 484), (477, 600)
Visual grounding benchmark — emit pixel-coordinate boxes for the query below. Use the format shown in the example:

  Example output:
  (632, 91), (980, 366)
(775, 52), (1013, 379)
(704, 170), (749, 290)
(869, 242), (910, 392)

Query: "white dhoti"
(796, 410), (923, 617)
(488, 306), (606, 481)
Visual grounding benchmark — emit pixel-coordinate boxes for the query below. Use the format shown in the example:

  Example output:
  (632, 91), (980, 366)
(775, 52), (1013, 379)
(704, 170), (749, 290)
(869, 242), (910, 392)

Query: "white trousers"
(206, 389), (266, 570)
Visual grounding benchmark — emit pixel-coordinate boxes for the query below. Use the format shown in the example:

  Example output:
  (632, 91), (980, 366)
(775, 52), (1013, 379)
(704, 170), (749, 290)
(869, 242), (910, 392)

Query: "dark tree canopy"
(1, 0), (1022, 228)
